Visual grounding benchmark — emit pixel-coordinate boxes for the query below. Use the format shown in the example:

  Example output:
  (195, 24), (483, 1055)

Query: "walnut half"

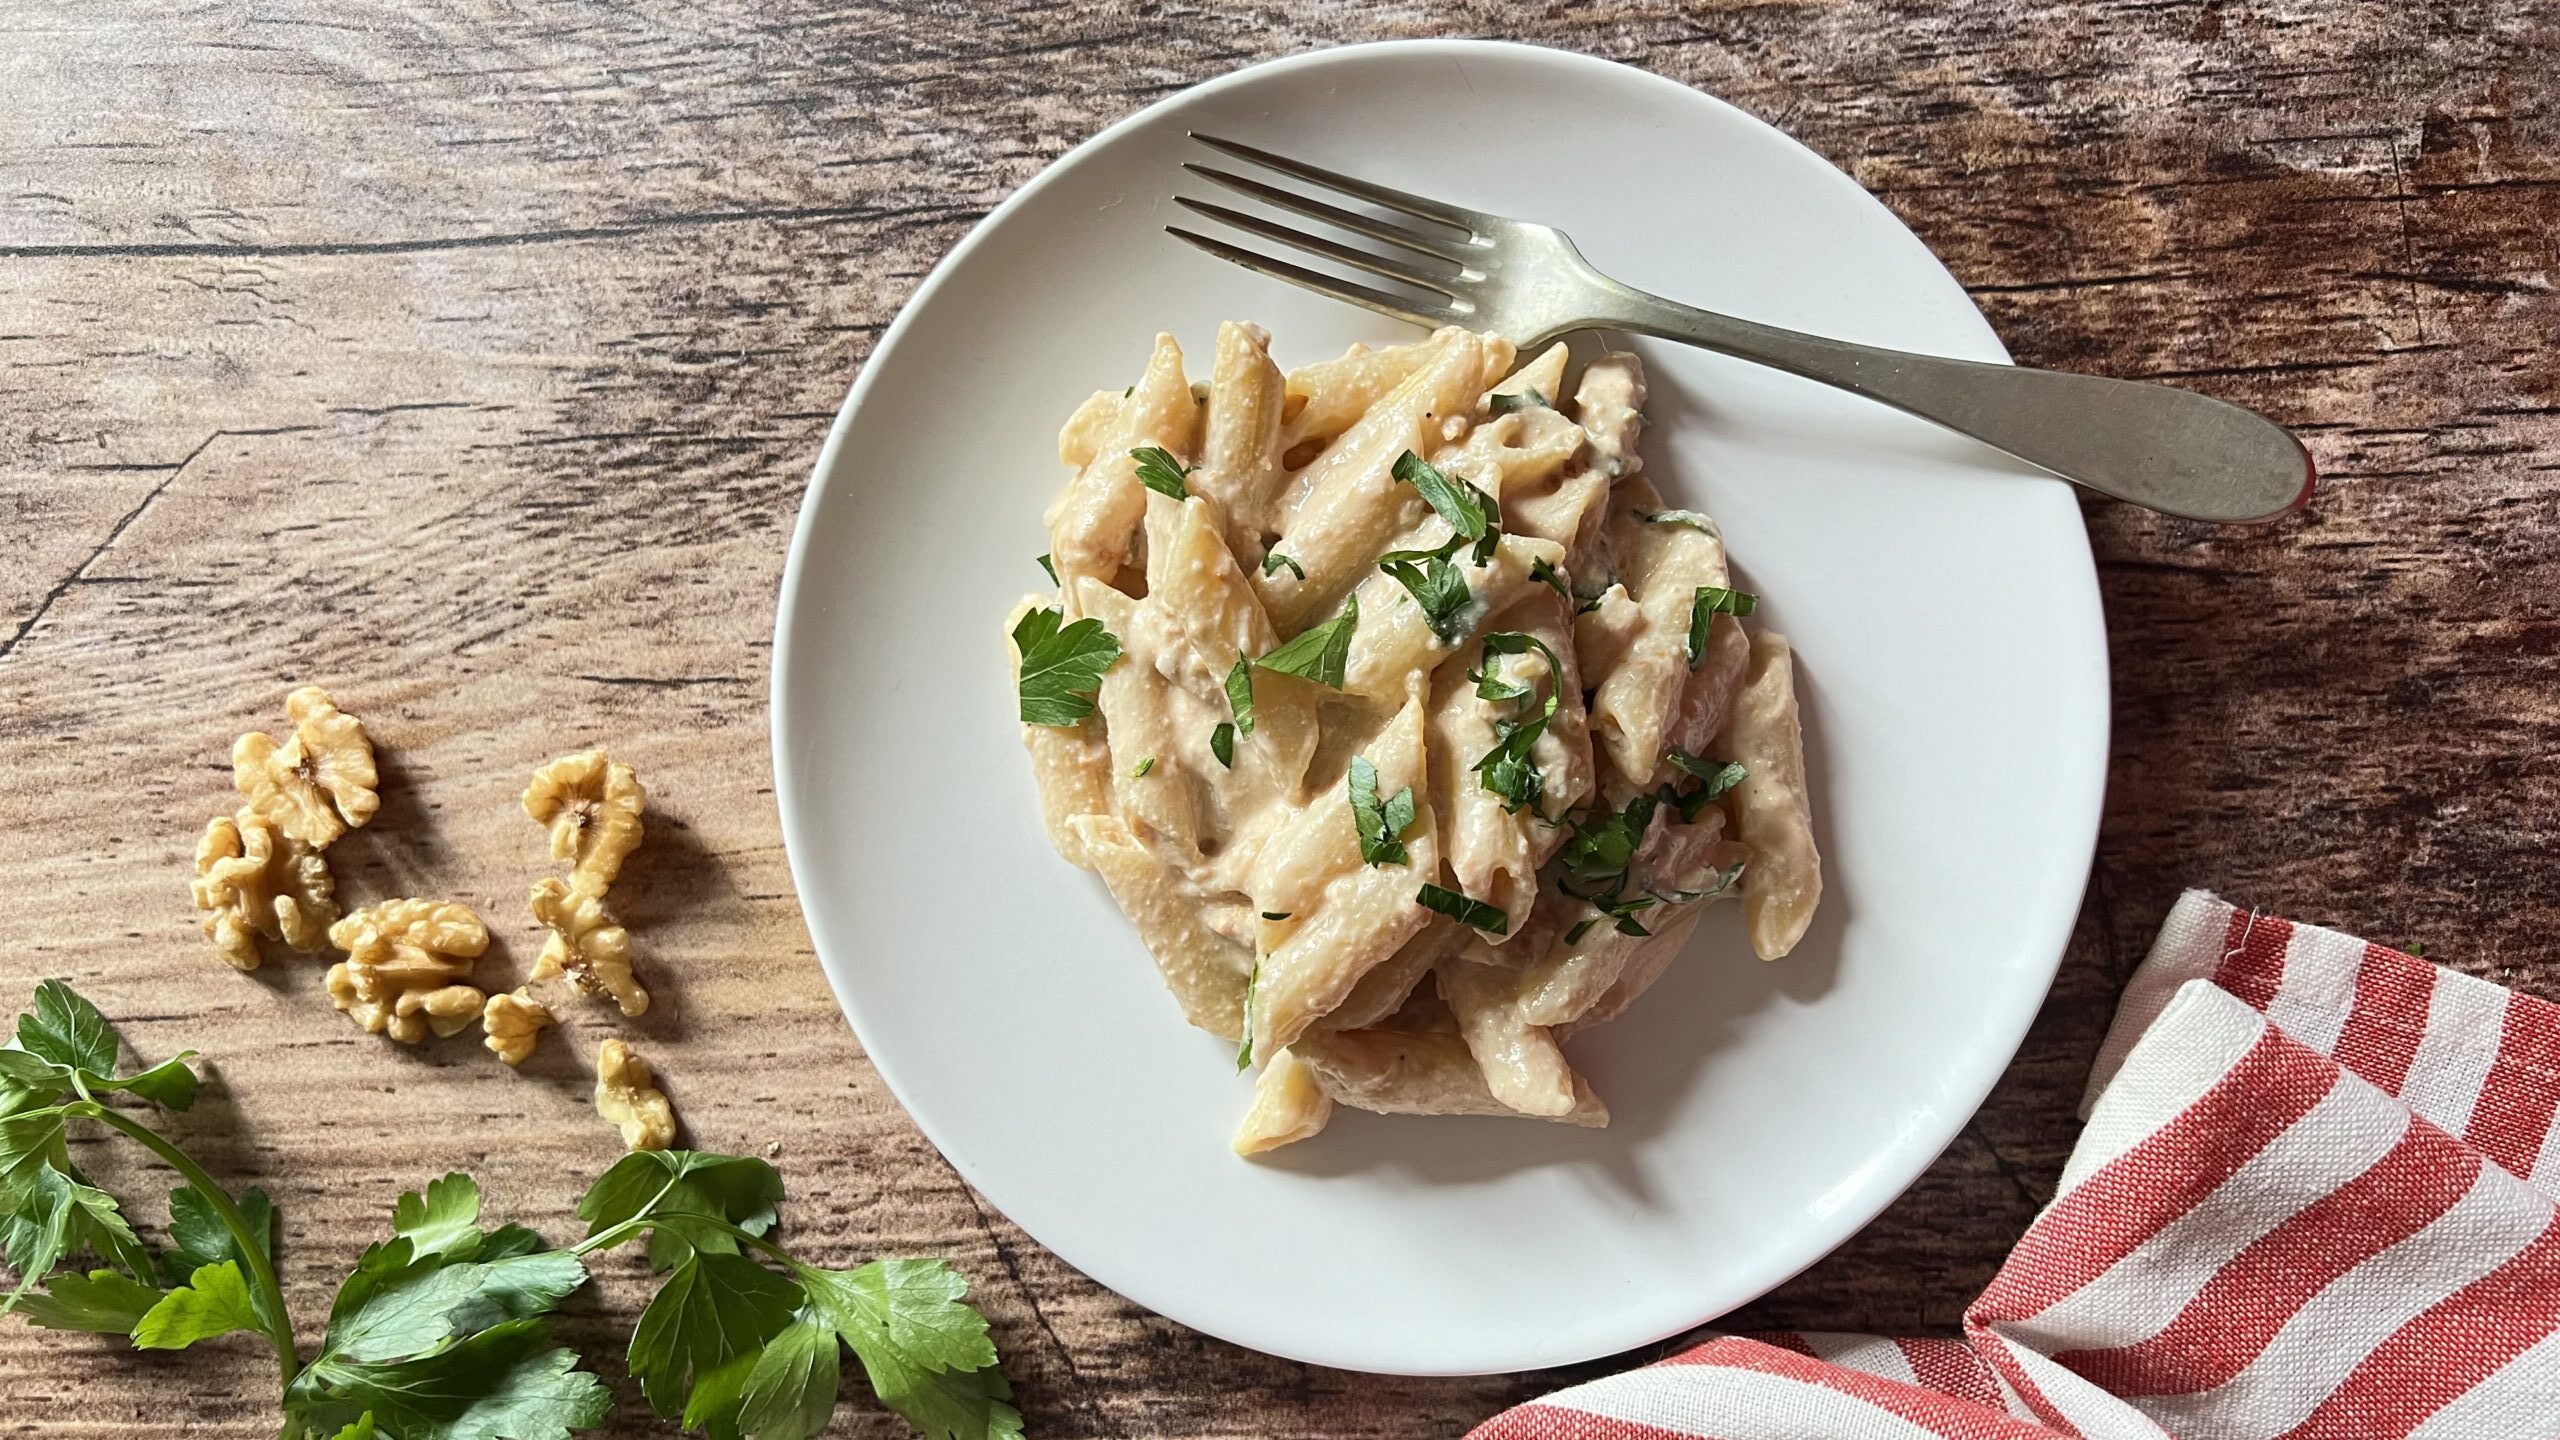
(528, 877), (648, 1017)
(326, 898), (488, 1044)
(523, 751), (646, 891)
(191, 810), (336, 970)
(482, 988), (556, 1067)
(232, 686), (381, 849)
(595, 1038), (675, 1150)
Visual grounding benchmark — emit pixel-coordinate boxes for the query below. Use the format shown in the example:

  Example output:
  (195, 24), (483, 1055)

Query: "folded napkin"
(1474, 890), (2560, 1439)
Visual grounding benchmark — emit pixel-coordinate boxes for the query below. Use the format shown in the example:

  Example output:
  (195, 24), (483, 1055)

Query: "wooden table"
(5, 4), (2553, 1435)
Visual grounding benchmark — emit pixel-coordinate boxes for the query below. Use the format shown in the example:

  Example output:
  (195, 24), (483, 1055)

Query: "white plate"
(772, 40), (2106, 1376)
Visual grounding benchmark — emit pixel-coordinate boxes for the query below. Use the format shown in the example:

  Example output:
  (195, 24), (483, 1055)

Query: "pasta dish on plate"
(1007, 323), (1820, 1154)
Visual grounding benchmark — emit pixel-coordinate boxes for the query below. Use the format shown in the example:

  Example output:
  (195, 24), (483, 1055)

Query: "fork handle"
(1598, 287), (2313, 523)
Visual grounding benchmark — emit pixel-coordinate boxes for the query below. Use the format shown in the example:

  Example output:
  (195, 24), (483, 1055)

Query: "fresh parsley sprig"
(1376, 544), (1474, 645)
(0, 982), (1020, 1440)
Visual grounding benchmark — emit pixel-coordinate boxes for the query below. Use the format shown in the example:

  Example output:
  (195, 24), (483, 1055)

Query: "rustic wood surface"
(3, 1), (2555, 1434)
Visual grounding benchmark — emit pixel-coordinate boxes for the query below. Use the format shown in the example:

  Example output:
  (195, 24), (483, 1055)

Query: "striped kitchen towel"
(1473, 890), (2560, 1439)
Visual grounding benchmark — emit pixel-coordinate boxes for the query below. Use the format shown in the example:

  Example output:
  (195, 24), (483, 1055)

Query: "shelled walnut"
(190, 810), (336, 971)
(232, 686), (380, 849)
(528, 878), (648, 1017)
(482, 988), (555, 1067)
(594, 1038), (675, 1151)
(523, 751), (645, 891)
(325, 899), (488, 1044)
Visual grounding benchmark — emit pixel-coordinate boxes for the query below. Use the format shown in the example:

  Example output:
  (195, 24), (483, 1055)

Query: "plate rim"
(771, 36), (2109, 1374)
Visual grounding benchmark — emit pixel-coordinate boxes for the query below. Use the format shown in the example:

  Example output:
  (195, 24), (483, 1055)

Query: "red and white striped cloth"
(1474, 890), (2560, 1439)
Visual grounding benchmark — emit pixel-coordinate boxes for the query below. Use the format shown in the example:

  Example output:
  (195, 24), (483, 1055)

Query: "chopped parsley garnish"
(1563, 916), (1600, 946)
(1378, 544), (1474, 644)
(1260, 549), (1305, 581)
(1256, 592), (1358, 689)
(1131, 445), (1194, 500)
(1665, 748), (1746, 802)
(1391, 450), (1487, 539)
(1487, 387), (1549, 417)
(1686, 585), (1757, 668)
(1468, 632), (1565, 815)
(1210, 722), (1236, 768)
(1237, 964), (1257, 1071)
(1225, 655), (1256, 737)
(1012, 605), (1122, 726)
(1529, 555), (1569, 599)
(1637, 509), (1720, 537)
(1260, 911), (1291, 921)
(1036, 552), (1058, 585)
(1558, 792), (1659, 893)
(1416, 884), (1507, 934)
(1347, 755), (1416, 867)
(1131, 756), (1155, 778)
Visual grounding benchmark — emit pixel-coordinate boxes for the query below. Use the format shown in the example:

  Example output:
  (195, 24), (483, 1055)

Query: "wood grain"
(3, 1), (2554, 1434)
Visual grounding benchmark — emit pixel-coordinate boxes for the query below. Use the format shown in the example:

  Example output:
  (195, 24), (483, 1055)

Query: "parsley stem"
(78, 1103), (301, 1385)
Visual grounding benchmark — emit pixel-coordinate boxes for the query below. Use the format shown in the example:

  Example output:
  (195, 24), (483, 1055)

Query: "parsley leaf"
(1011, 605), (1122, 726)
(1255, 593), (1358, 689)
(1130, 757), (1154, 778)
(1224, 655), (1255, 738)
(1468, 633), (1564, 815)
(1563, 916), (1601, 946)
(163, 1183), (275, 1287)
(734, 1313), (842, 1440)
(1260, 549), (1305, 581)
(1260, 911), (1290, 921)
(1130, 446), (1193, 500)
(1347, 756), (1416, 867)
(1558, 793), (1659, 893)
(1686, 586), (1757, 669)
(1637, 509), (1720, 537)
(1528, 556), (1569, 599)
(390, 1172), (488, 1261)
(15, 1267), (162, 1334)
(285, 1317), (609, 1440)
(577, 1150), (783, 1271)
(133, 1259), (261, 1350)
(1376, 546), (1473, 644)
(1034, 553), (1057, 585)
(799, 1259), (1023, 1440)
(1210, 723), (1236, 769)
(1664, 749), (1746, 802)
(627, 1250), (801, 1418)
(1487, 387), (1549, 417)
(16, 981), (114, 1076)
(1390, 450), (1486, 540)
(1415, 884), (1507, 934)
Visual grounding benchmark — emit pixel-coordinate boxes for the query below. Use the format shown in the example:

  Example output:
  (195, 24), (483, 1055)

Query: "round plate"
(772, 40), (2106, 1376)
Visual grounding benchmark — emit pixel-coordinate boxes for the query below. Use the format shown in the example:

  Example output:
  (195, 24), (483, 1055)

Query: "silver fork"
(1169, 133), (2312, 525)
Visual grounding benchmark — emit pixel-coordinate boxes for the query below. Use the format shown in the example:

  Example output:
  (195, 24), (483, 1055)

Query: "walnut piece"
(482, 988), (556, 1066)
(595, 1038), (675, 1150)
(190, 809), (336, 970)
(528, 877), (648, 1017)
(232, 686), (380, 848)
(523, 751), (646, 890)
(325, 898), (489, 1043)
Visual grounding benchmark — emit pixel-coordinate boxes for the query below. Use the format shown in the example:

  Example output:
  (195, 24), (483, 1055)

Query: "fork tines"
(1168, 132), (1484, 326)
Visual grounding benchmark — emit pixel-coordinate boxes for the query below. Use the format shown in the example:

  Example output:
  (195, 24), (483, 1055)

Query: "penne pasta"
(1717, 631), (1822, 960)
(1255, 327), (1490, 630)
(1250, 677), (1440, 1056)
(1437, 947), (1578, 1116)
(1010, 324), (1820, 1152)
(1071, 814), (1253, 1038)
(1292, 1028), (1607, 1126)
(1232, 1047), (1335, 1155)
